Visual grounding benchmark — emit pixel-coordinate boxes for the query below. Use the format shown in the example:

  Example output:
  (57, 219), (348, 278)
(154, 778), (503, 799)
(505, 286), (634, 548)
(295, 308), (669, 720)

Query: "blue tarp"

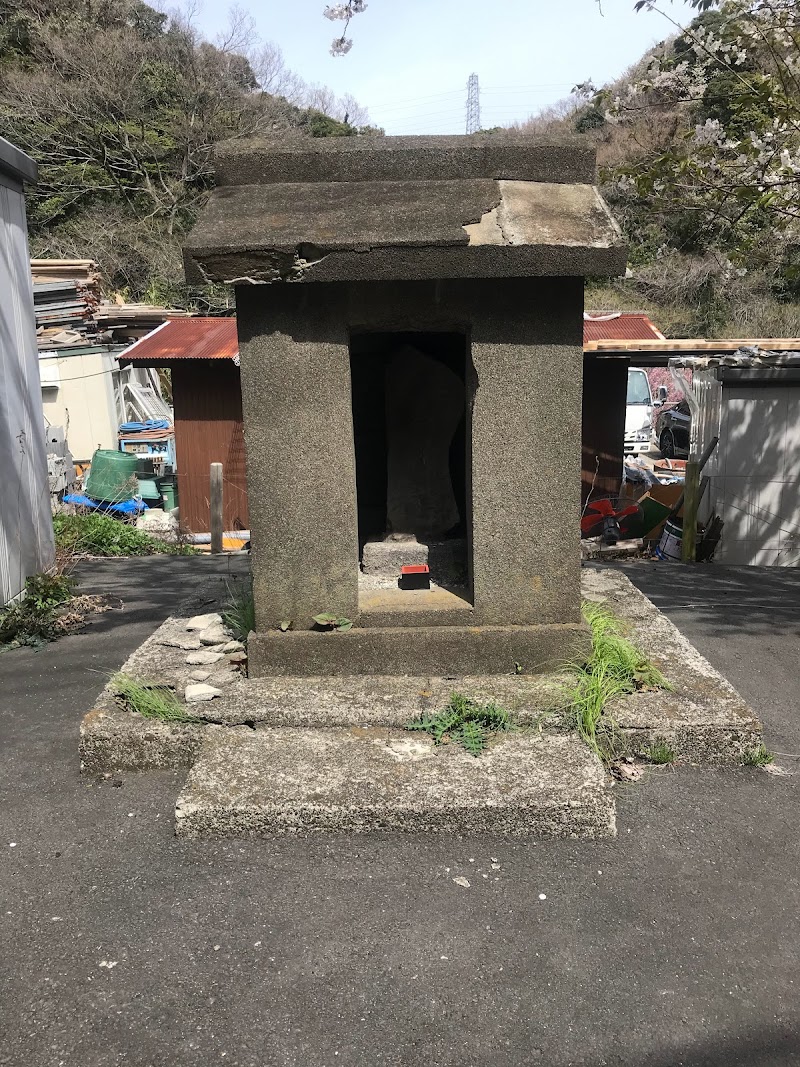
(63, 493), (148, 514)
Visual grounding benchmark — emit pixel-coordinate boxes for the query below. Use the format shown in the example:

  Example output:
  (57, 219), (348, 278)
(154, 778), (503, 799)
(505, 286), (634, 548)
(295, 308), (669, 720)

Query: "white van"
(623, 367), (654, 454)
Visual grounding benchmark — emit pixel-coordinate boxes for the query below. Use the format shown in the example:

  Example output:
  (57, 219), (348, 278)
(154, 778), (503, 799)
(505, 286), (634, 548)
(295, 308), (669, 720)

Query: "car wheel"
(660, 429), (676, 458)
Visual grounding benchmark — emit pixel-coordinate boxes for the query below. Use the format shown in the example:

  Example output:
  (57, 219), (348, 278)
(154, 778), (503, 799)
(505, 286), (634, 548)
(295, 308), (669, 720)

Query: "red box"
(399, 564), (431, 590)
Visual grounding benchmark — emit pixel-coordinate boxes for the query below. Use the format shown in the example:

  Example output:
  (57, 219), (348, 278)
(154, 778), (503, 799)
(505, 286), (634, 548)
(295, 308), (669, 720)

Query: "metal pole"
(210, 462), (223, 554)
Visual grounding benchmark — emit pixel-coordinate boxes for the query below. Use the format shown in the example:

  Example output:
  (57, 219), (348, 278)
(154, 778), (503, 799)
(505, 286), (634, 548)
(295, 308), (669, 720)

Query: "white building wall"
(708, 379), (800, 567)
(0, 147), (55, 604)
(40, 350), (120, 462)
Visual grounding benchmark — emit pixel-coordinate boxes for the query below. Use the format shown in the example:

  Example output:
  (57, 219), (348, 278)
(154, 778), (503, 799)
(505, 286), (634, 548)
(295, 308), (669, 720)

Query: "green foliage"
(53, 513), (195, 557)
(644, 739), (676, 765)
(223, 581), (256, 641)
(111, 673), (199, 723)
(23, 571), (76, 611)
(561, 603), (670, 762)
(313, 613), (353, 632)
(405, 692), (513, 757)
(0, 570), (77, 650)
(742, 744), (774, 767)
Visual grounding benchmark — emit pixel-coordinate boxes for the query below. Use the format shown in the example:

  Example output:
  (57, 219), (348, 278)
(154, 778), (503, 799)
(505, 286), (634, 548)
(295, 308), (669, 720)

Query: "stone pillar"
(470, 279), (584, 626)
(236, 286), (359, 630)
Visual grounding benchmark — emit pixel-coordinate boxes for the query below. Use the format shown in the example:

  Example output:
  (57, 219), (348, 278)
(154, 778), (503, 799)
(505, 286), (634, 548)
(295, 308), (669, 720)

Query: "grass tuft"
(644, 739), (676, 765)
(111, 673), (200, 723)
(222, 580), (256, 642)
(560, 602), (671, 763)
(742, 744), (774, 767)
(405, 692), (512, 756)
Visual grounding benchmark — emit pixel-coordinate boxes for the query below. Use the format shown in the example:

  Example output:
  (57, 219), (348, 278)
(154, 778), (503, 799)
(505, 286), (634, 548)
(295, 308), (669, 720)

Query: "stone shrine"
(184, 134), (626, 675)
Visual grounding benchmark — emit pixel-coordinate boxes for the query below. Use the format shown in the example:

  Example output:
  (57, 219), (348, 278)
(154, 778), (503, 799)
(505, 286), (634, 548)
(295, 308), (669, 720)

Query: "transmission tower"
(465, 73), (480, 134)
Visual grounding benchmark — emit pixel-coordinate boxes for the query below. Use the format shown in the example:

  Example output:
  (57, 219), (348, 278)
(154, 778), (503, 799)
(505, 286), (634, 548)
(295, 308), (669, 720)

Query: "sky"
(192, 0), (694, 134)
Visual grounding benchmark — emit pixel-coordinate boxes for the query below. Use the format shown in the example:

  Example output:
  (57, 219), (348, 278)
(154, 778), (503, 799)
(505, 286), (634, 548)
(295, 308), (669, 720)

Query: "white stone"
(200, 628), (229, 646)
(189, 669), (212, 682)
(186, 613), (223, 632)
(160, 636), (202, 651)
(185, 683), (222, 703)
(186, 650), (225, 666)
(227, 651), (248, 665)
(222, 640), (245, 653)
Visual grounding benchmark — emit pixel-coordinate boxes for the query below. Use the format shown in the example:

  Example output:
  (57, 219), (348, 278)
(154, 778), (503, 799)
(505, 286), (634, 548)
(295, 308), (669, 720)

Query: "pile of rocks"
(169, 612), (247, 704)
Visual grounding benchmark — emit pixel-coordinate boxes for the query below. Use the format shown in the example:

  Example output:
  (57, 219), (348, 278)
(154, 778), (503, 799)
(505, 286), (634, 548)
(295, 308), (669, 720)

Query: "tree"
(323, 1), (367, 56)
(607, 1), (800, 267)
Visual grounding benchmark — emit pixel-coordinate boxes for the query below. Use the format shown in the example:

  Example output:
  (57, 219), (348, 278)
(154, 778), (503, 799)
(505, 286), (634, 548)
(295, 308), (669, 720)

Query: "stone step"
(174, 728), (616, 839)
(187, 673), (570, 727)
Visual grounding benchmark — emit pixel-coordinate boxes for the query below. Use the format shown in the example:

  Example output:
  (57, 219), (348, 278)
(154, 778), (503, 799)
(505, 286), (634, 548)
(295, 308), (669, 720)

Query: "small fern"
(405, 692), (512, 757)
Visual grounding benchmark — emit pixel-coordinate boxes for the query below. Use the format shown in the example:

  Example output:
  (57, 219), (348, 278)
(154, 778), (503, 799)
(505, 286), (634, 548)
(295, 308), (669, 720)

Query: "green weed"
(111, 673), (200, 723)
(0, 571), (78, 651)
(53, 513), (195, 557)
(644, 739), (676, 765)
(222, 580), (256, 641)
(405, 692), (513, 756)
(561, 602), (671, 763)
(742, 744), (774, 767)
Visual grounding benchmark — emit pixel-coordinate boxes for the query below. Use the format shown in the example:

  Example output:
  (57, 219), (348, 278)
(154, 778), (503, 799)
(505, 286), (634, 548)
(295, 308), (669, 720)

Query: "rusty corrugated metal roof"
(583, 312), (664, 344)
(121, 317), (238, 361)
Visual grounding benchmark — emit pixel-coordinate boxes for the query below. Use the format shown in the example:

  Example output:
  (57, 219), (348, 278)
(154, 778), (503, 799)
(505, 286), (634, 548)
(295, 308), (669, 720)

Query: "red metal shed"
(121, 319), (248, 534)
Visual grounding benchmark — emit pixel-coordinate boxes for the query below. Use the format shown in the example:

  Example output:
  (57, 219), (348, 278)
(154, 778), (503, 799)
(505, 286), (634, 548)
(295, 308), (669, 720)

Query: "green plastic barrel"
(85, 449), (138, 502)
(157, 475), (177, 511)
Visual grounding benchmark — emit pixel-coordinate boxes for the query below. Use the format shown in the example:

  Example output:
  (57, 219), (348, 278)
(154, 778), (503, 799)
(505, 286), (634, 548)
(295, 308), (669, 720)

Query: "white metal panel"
(0, 175), (55, 604)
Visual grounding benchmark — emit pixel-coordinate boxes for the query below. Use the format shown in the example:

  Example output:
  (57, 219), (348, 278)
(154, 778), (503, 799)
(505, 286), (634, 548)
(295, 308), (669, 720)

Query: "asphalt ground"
(2, 556), (799, 1067)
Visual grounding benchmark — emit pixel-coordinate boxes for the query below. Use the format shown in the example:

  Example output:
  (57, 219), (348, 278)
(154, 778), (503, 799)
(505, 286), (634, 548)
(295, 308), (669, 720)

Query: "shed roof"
(583, 311), (664, 344)
(120, 318), (238, 363)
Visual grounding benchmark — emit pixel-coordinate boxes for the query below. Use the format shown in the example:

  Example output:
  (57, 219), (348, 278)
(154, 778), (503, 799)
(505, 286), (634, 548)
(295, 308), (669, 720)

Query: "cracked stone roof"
(184, 135), (626, 286)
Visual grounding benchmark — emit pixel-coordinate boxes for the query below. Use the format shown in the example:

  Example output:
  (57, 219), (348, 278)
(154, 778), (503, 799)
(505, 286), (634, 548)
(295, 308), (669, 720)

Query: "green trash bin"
(157, 475), (177, 512)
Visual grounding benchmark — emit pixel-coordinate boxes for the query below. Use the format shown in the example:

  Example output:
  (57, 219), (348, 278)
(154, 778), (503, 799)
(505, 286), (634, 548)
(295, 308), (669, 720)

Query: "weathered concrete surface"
(361, 537), (467, 583)
(357, 582), (474, 628)
(238, 277), (586, 650)
(237, 290), (359, 632)
(184, 178), (625, 285)
(79, 700), (206, 773)
(247, 622), (590, 677)
(583, 566), (762, 762)
(187, 673), (568, 728)
(214, 134), (597, 186)
(175, 728), (615, 838)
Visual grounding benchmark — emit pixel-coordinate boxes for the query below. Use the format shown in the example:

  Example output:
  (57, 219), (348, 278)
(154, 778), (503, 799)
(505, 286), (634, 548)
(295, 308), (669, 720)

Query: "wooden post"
(681, 459), (699, 563)
(210, 462), (223, 554)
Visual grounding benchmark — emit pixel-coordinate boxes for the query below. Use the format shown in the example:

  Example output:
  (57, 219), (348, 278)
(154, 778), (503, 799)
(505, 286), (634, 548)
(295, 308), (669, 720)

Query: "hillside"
(515, 1), (800, 339)
(0, 0), (376, 309)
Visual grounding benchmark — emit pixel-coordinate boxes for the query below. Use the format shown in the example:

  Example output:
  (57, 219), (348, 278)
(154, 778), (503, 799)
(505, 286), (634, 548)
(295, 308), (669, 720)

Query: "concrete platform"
(80, 567), (763, 774)
(174, 728), (615, 838)
(582, 566), (762, 762)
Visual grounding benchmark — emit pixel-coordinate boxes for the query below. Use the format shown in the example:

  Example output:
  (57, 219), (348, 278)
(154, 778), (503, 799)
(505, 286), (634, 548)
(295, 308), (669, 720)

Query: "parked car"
(653, 397), (691, 458)
(623, 367), (655, 455)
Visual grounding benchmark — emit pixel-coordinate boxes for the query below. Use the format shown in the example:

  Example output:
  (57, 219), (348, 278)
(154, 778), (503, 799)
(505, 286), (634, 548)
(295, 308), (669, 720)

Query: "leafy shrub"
(0, 571), (77, 650)
(53, 513), (195, 557)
